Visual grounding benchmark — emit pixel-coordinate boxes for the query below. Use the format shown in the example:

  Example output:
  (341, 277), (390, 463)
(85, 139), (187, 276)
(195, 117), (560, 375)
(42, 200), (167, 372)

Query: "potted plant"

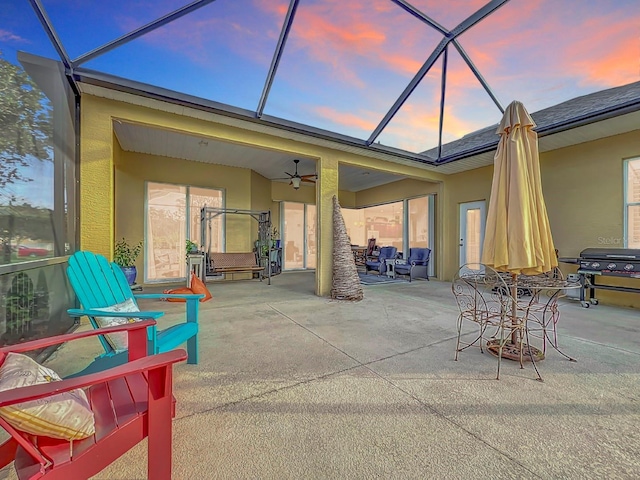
(186, 239), (199, 255)
(113, 238), (143, 286)
(271, 226), (280, 249)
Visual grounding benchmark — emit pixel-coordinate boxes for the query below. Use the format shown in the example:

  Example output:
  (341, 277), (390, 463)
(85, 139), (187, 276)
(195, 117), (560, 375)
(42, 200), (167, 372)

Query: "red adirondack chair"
(0, 320), (186, 479)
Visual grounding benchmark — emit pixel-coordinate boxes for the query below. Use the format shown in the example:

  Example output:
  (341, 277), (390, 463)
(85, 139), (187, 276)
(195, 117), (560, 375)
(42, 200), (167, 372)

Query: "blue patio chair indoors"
(365, 246), (398, 275)
(394, 247), (431, 281)
(66, 251), (204, 366)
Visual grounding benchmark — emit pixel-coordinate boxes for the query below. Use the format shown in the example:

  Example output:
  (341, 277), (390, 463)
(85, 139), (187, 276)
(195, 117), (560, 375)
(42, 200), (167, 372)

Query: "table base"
(486, 340), (545, 362)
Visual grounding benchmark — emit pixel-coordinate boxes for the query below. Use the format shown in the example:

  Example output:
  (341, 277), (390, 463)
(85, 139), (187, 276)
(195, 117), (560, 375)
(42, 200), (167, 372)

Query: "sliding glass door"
(145, 182), (222, 283)
(408, 196), (430, 248)
(282, 202), (316, 270)
(342, 195), (435, 275)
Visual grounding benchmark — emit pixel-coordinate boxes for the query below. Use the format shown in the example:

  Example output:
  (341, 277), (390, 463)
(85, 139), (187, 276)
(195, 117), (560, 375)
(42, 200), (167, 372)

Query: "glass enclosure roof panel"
(440, 47), (502, 144)
(10, 0), (640, 159)
(81, 0), (287, 111)
(262, 0), (442, 141)
(376, 45), (503, 154)
(408, 0), (490, 31)
(39, 0), (194, 60)
(1, 1), (58, 63)
(375, 57), (443, 153)
(458, 0), (640, 115)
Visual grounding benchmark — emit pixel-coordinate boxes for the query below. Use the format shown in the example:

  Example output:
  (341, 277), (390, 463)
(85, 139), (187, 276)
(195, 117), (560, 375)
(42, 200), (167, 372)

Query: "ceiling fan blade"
(284, 172), (294, 177)
(301, 178), (316, 183)
(300, 174), (317, 180)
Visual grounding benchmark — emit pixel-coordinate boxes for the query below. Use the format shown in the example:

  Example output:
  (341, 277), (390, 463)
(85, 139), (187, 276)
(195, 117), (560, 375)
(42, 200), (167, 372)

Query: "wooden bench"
(0, 320), (185, 479)
(209, 252), (264, 281)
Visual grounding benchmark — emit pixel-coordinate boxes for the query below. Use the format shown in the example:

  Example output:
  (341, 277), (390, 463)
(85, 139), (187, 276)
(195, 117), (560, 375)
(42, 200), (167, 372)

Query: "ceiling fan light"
(292, 177), (301, 189)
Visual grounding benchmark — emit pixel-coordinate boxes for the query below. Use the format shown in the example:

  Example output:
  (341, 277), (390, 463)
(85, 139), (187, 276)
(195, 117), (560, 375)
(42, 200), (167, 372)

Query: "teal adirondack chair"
(66, 251), (204, 365)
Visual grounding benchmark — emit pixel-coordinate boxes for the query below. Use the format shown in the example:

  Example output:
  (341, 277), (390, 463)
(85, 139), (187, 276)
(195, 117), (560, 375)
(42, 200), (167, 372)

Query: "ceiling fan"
(276, 159), (317, 189)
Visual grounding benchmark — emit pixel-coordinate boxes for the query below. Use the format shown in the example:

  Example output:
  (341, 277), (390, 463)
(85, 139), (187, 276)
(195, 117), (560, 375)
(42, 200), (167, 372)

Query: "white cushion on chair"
(0, 353), (95, 440)
(92, 298), (142, 352)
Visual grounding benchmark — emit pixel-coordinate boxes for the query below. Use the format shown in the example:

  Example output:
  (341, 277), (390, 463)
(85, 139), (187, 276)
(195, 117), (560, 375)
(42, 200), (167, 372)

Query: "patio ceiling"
(113, 120), (406, 192)
(7, 0), (638, 171)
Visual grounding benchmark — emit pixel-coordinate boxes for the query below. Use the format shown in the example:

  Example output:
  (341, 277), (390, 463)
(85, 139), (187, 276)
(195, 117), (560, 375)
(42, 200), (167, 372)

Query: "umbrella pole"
(511, 273), (518, 345)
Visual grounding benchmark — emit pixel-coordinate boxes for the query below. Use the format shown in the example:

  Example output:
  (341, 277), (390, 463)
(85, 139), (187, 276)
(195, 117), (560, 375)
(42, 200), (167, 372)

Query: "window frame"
(143, 181), (225, 283)
(624, 157), (640, 248)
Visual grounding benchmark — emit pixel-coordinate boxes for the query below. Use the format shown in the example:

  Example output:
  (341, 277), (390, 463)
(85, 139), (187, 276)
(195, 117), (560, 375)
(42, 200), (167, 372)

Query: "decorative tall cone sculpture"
(331, 195), (364, 301)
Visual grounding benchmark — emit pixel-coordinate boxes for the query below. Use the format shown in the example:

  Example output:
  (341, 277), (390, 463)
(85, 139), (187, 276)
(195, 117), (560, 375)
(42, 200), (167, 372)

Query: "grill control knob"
(624, 264), (634, 271)
(591, 262), (600, 269)
(607, 263), (617, 269)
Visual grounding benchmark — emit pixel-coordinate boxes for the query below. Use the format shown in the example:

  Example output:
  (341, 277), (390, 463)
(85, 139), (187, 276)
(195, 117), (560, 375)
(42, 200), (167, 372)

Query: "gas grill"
(558, 248), (640, 308)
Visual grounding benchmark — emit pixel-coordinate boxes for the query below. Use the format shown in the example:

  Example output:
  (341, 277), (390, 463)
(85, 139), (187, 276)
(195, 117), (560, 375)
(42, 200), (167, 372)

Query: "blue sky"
(2, 0), (639, 156)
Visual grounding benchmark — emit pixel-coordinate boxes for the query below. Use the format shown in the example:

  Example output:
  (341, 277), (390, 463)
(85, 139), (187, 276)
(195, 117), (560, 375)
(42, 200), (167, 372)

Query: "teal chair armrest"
(134, 293), (205, 300)
(134, 294), (204, 325)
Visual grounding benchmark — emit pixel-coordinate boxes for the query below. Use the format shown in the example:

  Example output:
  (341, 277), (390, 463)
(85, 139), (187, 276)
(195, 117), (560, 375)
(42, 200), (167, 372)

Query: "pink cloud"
(313, 106), (378, 133)
(563, 18), (639, 87)
(459, 0), (639, 95)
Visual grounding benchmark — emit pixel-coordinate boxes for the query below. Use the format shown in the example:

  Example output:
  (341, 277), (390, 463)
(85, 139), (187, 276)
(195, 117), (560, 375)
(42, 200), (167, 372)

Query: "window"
(342, 195), (435, 274)
(145, 182), (223, 282)
(1, 54), (77, 268)
(625, 158), (640, 248)
(0, 53), (79, 347)
(343, 201), (404, 251)
(408, 196), (430, 249)
(282, 202), (316, 270)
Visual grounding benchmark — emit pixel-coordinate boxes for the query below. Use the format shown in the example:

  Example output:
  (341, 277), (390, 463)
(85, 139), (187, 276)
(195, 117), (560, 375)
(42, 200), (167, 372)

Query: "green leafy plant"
(186, 239), (199, 255)
(113, 238), (143, 267)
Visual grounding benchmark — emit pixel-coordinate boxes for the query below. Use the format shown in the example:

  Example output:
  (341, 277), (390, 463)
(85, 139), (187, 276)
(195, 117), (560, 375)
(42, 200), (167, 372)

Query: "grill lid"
(580, 248), (640, 260)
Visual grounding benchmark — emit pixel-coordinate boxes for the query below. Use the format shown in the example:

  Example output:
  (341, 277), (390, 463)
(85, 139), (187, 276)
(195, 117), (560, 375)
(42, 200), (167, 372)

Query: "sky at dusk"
(1, 0), (639, 155)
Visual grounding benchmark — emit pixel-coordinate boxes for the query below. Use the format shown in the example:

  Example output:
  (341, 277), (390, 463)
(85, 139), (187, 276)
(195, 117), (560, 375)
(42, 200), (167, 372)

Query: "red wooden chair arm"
(0, 320), (186, 480)
(0, 349), (187, 407)
(0, 320), (156, 356)
(0, 349), (186, 408)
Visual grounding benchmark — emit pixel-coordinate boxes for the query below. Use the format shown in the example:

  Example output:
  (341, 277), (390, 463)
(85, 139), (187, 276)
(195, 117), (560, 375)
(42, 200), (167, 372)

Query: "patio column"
(316, 155), (339, 296)
(79, 96), (114, 257)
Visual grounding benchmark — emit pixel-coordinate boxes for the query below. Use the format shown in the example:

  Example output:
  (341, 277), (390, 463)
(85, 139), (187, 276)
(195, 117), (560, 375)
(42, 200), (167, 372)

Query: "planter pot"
(120, 266), (137, 286)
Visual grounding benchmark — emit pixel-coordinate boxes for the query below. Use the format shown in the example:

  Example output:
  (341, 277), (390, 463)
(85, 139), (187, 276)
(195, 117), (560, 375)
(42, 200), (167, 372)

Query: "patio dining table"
(497, 273), (582, 363)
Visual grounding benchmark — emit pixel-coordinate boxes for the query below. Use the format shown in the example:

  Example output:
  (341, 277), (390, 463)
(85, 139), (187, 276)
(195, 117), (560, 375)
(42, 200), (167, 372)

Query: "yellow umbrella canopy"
(481, 101), (557, 275)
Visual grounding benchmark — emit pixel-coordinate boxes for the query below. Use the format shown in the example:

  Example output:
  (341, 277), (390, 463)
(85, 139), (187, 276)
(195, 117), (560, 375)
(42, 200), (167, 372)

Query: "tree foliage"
(0, 53), (52, 189)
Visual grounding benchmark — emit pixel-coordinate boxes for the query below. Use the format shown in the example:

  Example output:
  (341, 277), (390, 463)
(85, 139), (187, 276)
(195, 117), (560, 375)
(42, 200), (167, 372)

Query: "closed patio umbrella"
(481, 101), (557, 357)
(482, 100), (557, 275)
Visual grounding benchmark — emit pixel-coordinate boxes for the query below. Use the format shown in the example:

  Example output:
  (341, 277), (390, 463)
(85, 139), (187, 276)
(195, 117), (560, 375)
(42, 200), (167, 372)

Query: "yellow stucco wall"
(115, 149), (255, 254)
(82, 92), (639, 304)
(541, 130), (640, 308)
(355, 178), (439, 207)
(442, 165), (494, 281)
(444, 129), (640, 308)
(80, 100), (116, 256)
(80, 94), (440, 296)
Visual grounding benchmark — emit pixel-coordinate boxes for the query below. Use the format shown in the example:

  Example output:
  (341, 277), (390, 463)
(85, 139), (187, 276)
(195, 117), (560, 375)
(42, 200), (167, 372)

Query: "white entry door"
(459, 201), (486, 267)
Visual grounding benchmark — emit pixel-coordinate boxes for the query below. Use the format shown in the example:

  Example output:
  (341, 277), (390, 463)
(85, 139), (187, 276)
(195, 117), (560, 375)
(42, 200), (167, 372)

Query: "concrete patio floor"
(5, 271), (640, 479)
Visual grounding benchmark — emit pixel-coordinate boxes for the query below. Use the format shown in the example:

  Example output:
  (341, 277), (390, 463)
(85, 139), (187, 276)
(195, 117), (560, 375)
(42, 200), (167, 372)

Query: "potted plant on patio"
(271, 226), (281, 249)
(113, 238), (143, 286)
(186, 239), (199, 255)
